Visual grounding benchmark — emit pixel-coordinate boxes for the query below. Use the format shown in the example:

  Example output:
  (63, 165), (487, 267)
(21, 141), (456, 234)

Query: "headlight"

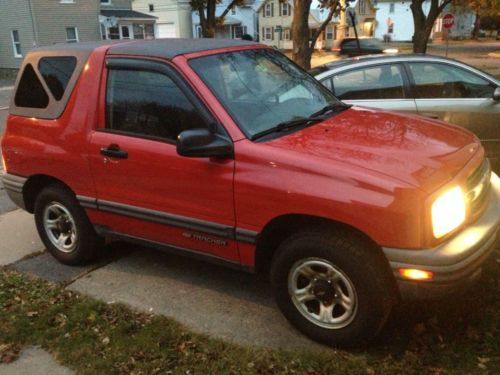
(431, 186), (466, 238)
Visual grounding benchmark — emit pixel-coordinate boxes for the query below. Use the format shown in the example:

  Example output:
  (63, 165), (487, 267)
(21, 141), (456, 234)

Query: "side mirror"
(493, 87), (500, 101)
(176, 128), (233, 159)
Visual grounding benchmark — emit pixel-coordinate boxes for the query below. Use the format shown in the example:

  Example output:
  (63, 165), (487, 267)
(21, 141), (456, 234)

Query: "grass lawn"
(0, 251), (499, 374)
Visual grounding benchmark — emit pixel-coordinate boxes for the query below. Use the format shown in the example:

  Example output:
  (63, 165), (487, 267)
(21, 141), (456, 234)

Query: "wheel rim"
(288, 258), (358, 329)
(43, 202), (78, 253)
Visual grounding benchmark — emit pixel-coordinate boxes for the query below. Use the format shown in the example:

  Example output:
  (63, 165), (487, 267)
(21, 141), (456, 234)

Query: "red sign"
(443, 13), (455, 29)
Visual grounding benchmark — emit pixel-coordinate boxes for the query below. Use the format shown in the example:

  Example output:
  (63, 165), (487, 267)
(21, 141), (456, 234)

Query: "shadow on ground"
(59, 240), (499, 358)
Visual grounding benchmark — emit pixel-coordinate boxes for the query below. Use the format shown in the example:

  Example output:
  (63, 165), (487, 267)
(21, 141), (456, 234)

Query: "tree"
(410, 0), (453, 53)
(292, 0), (342, 70)
(191, 0), (244, 38)
(452, 0), (500, 38)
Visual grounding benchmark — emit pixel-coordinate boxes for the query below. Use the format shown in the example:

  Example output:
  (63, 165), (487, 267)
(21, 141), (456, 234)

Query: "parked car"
(2, 40), (499, 347)
(311, 54), (500, 172)
(331, 37), (398, 57)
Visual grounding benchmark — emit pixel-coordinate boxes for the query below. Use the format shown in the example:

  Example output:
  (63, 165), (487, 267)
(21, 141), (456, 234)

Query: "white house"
(192, 0), (261, 40)
(374, 0), (475, 42)
(132, 0), (193, 38)
(257, 0), (326, 49)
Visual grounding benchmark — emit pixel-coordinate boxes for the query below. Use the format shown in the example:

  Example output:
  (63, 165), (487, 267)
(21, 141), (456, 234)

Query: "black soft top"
(10, 39), (260, 119)
(28, 38), (258, 59)
(107, 38), (259, 59)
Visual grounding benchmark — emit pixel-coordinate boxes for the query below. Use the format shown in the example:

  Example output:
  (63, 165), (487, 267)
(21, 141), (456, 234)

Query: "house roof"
(100, 9), (157, 20)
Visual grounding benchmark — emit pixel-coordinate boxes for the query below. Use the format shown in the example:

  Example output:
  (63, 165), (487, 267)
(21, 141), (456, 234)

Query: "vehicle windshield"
(189, 48), (343, 139)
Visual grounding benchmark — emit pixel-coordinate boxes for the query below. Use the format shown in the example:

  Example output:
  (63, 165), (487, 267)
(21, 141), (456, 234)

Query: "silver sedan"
(311, 55), (500, 172)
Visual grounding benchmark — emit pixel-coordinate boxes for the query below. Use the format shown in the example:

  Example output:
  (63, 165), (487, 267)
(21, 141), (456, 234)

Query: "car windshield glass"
(189, 49), (342, 139)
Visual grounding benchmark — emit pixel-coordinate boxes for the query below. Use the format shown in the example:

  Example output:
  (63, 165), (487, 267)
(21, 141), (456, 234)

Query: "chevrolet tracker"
(1, 39), (499, 347)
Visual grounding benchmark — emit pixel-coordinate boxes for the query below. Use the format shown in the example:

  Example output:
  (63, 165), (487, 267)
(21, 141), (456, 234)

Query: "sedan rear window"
(333, 64), (405, 100)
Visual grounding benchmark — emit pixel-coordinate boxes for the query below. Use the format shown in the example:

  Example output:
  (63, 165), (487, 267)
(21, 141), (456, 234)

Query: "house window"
(101, 23), (107, 40)
(59, 0), (75, 3)
(282, 28), (290, 41)
(121, 26), (131, 39)
(281, 2), (290, 16)
(233, 25), (247, 39)
(108, 26), (120, 39)
(388, 23), (394, 34)
(264, 26), (273, 41)
(11, 30), (22, 57)
(145, 24), (155, 39)
(264, 3), (274, 17)
(359, 0), (367, 15)
(101, 0), (111, 4)
(133, 24), (145, 39)
(231, 7), (236, 15)
(66, 27), (79, 43)
(389, 3), (395, 13)
(326, 26), (334, 40)
(149, 4), (154, 12)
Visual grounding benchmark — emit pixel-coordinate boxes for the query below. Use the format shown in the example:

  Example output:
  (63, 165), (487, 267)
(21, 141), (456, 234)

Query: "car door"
(406, 61), (500, 167)
(88, 58), (239, 262)
(320, 63), (417, 113)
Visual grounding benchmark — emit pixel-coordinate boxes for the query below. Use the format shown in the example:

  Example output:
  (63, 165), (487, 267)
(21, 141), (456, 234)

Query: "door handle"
(100, 144), (128, 159)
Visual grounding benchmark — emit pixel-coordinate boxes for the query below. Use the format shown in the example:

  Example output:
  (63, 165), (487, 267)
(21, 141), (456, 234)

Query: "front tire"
(34, 184), (102, 265)
(270, 230), (395, 347)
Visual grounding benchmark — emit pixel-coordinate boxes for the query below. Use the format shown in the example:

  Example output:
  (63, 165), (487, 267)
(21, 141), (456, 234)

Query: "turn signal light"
(399, 268), (433, 281)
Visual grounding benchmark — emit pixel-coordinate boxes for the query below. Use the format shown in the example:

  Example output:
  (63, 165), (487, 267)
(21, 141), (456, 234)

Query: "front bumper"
(383, 174), (499, 300)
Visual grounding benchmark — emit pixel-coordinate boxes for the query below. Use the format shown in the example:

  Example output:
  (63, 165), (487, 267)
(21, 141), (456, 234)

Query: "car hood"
(265, 106), (481, 192)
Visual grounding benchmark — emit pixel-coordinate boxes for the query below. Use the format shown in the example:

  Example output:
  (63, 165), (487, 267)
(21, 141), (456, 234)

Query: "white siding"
(132, 0), (192, 38)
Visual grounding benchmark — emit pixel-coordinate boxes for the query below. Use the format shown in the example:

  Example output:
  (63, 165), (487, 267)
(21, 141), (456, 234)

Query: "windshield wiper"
(251, 117), (324, 141)
(250, 104), (352, 141)
(310, 103), (352, 118)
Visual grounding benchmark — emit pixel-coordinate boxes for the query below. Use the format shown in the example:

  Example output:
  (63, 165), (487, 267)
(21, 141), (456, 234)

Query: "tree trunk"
(472, 10), (481, 39)
(413, 28), (431, 53)
(292, 0), (313, 70)
(411, 0), (452, 53)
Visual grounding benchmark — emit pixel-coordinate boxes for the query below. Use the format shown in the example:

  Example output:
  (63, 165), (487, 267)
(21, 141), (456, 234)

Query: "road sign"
(443, 13), (455, 29)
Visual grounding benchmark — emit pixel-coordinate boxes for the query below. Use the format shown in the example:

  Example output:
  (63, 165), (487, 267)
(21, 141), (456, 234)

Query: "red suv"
(2, 40), (499, 347)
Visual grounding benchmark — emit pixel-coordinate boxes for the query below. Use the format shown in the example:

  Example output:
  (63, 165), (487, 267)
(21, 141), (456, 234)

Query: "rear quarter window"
(38, 56), (77, 100)
(14, 63), (49, 109)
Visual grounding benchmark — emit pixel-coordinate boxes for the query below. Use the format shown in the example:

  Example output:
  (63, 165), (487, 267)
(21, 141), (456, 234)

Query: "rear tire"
(34, 185), (102, 265)
(270, 230), (395, 347)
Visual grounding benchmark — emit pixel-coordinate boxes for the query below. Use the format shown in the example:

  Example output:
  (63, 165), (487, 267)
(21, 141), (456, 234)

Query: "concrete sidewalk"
(0, 347), (74, 375)
(0, 210), (43, 266)
(0, 208), (323, 352)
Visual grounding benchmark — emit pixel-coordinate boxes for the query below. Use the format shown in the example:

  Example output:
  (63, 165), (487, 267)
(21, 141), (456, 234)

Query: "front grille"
(466, 159), (491, 217)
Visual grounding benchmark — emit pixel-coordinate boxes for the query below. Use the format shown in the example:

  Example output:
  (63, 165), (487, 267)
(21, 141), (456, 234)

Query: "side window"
(320, 78), (333, 92)
(408, 62), (495, 99)
(14, 64), (49, 108)
(106, 69), (208, 142)
(332, 64), (405, 100)
(38, 56), (77, 100)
